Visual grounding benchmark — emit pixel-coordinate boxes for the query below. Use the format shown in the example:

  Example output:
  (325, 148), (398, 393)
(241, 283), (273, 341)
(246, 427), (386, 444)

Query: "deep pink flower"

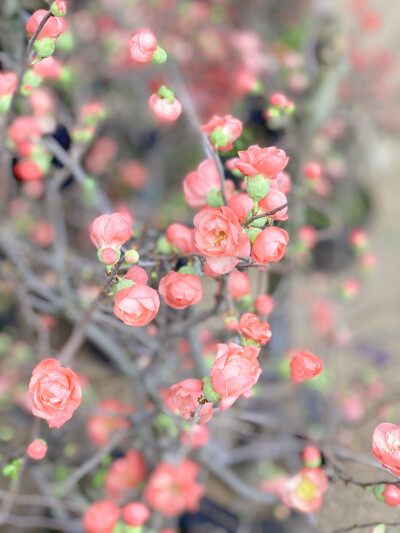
(373, 423), (400, 476)
(26, 10), (66, 40)
(201, 115), (242, 151)
(194, 206), (250, 275)
(280, 468), (328, 513)
(234, 145), (289, 178)
(183, 159), (221, 209)
(83, 500), (120, 533)
(211, 342), (261, 411)
(29, 358), (82, 428)
(258, 189), (288, 221)
(251, 226), (289, 265)
(239, 313), (272, 345)
(129, 29), (157, 63)
(290, 351), (322, 383)
(114, 284), (160, 327)
(159, 271), (203, 309)
(105, 450), (147, 501)
(144, 459), (204, 516)
(90, 213), (132, 250)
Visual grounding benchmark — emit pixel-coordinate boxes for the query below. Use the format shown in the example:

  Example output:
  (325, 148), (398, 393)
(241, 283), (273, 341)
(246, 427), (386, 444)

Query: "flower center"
(297, 478), (316, 501)
(214, 231), (226, 246)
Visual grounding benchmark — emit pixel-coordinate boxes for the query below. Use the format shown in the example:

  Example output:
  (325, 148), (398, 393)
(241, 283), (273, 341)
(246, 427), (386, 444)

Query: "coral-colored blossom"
(159, 271), (203, 309)
(234, 145), (289, 178)
(290, 351), (322, 383)
(183, 159), (221, 209)
(83, 500), (120, 533)
(373, 423), (400, 476)
(251, 226), (289, 265)
(239, 313), (272, 345)
(105, 450), (147, 501)
(201, 115), (242, 151)
(29, 358), (82, 428)
(280, 468), (328, 513)
(129, 29), (157, 63)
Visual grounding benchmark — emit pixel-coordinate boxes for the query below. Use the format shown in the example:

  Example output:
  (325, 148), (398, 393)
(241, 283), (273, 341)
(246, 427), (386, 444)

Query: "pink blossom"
(234, 145), (289, 179)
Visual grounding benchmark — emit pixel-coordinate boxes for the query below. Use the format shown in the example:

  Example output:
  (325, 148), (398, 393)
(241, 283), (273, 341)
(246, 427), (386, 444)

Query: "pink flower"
(383, 485), (400, 506)
(0, 72), (17, 97)
(234, 145), (289, 179)
(239, 313), (272, 345)
(159, 271), (203, 309)
(122, 502), (150, 526)
(193, 206), (250, 275)
(83, 500), (120, 533)
(114, 284), (160, 327)
(86, 399), (132, 447)
(254, 294), (274, 316)
(14, 161), (43, 181)
(290, 351), (322, 383)
(33, 56), (63, 80)
(119, 159), (149, 189)
(297, 225), (317, 250)
(372, 423), (400, 476)
(149, 92), (182, 122)
(275, 171), (292, 194)
(302, 445), (322, 468)
(228, 193), (254, 223)
(29, 358), (82, 429)
(8, 116), (42, 146)
(26, 10), (66, 40)
(211, 342), (261, 411)
(258, 189), (288, 221)
(105, 450), (147, 501)
(303, 162), (321, 180)
(129, 29), (157, 63)
(183, 159), (221, 209)
(27, 439), (47, 460)
(144, 459), (204, 516)
(251, 226), (289, 265)
(167, 379), (203, 418)
(180, 424), (210, 447)
(280, 468), (328, 513)
(201, 115), (243, 151)
(90, 213), (132, 252)
(123, 266), (148, 285)
(166, 223), (194, 253)
(227, 270), (251, 299)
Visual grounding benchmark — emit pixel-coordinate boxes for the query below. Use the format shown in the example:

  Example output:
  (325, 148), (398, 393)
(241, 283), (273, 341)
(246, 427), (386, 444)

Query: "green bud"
(71, 127), (94, 144)
(246, 207), (268, 228)
(205, 188), (224, 207)
(210, 127), (230, 149)
(111, 278), (135, 295)
(124, 250), (139, 264)
(113, 522), (142, 533)
(372, 525), (385, 533)
(202, 377), (221, 403)
(51, 1), (67, 16)
(178, 265), (197, 275)
(59, 67), (73, 87)
(91, 469), (107, 489)
(33, 38), (55, 59)
(246, 174), (270, 202)
(20, 70), (42, 96)
(245, 227), (262, 245)
(2, 458), (22, 480)
(155, 236), (172, 255)
(268, 107), (280, 119)
(157, 85), (175, 104)
(152, 45), (167, 64)
(56, 31), (75, 52)
(0, 95), (11, 113)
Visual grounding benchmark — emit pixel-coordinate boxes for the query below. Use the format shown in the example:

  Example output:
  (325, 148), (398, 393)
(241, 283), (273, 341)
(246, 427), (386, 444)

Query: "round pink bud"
(251, 226), (289, 265)
(270, 92), (287, 107)
(159, 271), (203, 309)
(50, 0), (67, 17)
(129, 29), (157, 63)
(83, 500), (120, 533)
(254, 294), (274, 316)
(383, 485), (400, 506)
(290, 351), (322, 383)
(258, 189), (288, 221)
(149, 92), (182, 123)
(303, 162), (321, 180)
(125, 250), (139, 264)
(100, 248), (118, 265)
(302, 445), (322, 468)
(227, 270), (251, 300)
(122, 502), (150, 526)
(27, 439), (47, 460)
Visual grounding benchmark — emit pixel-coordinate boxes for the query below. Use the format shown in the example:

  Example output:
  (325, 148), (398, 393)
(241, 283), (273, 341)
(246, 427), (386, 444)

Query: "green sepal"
(152, 45), (167, 64)
(110, 278), (135, 295)
(155, 236), (172, 254)
(157, 85), (175, 104)
(33, 38), (55, 59)
(210, 127), (230, 149)
(372, 484), (386, 502)
(205, 188), (224, 207)
(244, 226), (262, 245)
(246, 174), (270, 202)
(239, 335), (260, 347)
(202, 377), (221, 403)
(178, 265), (196, 275)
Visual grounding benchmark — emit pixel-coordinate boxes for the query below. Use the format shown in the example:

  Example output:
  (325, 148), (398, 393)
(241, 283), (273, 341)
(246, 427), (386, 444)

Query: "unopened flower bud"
(50, 0), (67, 17)
(97, 247), (120, 266)
(33, 38), (55, 59)
(155, 236), (172, 254)
(125, 250), (139, 264)
(302, 445), (322, 468)
(246, 174), (270, 202)
(245, 226), (262, 244)
(202, 377), (222, 403)
(27, 439), (47, 460)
